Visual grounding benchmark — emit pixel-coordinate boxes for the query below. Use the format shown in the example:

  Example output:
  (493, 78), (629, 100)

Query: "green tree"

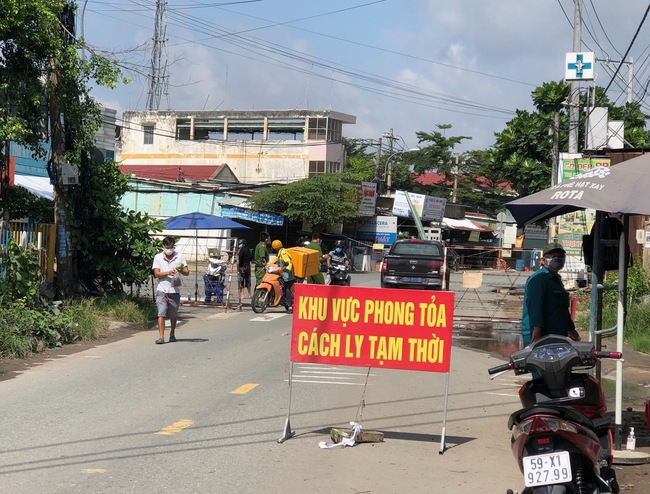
(486, 80), (650, 198)
(342, 138), (376, 182)
(1, 0), (151, 297)
(454, 149), (517, 216)
(246, 174), (360, 232)
(407, 124), (472, 175)
(70, 159), (164, 292)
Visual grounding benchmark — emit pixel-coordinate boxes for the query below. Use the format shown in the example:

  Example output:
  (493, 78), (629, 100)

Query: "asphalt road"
(0, 272), (525, 493)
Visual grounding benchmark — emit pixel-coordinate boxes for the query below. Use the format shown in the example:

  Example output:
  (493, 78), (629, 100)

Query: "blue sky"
(81, 0), (650, 152)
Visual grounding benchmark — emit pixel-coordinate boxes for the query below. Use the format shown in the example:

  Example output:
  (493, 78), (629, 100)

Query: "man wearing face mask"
(327, 240), (351, 269)
(152, 236), (190, 344)
(521, 242), (580, 347)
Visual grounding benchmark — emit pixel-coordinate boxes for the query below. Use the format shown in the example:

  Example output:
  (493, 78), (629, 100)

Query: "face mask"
(546, 256), (565, 272)
(335, 248), (342, 253)
(163, 248), (175, 256)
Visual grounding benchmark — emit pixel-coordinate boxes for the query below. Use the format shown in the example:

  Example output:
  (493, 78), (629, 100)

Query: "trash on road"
(318, 422), (384, 449)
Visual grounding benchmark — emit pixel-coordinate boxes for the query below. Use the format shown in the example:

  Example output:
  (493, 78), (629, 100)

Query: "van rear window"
(392, 243), (441, 256)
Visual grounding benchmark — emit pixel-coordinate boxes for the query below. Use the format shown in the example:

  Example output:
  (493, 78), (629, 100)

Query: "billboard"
(359, 181), (377, 216)
(356, 215), (397, 244)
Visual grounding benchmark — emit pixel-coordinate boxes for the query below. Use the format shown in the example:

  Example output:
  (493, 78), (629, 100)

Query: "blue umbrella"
(163, 212), (249, 302)
(164, 212), (249, 230)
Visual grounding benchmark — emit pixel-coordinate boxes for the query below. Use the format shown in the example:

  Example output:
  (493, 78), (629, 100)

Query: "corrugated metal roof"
(218, 196), (247, 206)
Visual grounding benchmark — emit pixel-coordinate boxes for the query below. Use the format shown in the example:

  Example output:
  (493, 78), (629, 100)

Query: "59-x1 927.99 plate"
(523, 450), (572, 487)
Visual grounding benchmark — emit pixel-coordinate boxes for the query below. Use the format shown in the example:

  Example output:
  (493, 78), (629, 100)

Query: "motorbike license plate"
(523, 451), (572, 487)
(403, 277), (422, 283)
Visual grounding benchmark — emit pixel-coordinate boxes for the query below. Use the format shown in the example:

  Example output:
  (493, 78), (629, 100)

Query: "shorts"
(156, 291), (181, 318)
(239, 267), (251, 288)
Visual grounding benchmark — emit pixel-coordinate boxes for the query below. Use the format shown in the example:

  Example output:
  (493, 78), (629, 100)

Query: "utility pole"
(51, 1), (77, 295)
(568, 0), (582, 154)
(374, 137), (382, 180)
(551, 111), (560, 187)
(627, 57), (634, 103)
(451, 154), (460, 203)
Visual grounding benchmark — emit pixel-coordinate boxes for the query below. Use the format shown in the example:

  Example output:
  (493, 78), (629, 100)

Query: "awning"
(14, 175), (53, 200)
(220, 204), (284, 226)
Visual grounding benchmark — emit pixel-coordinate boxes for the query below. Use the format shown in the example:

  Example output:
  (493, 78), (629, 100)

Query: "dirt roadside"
(0, 321), (145, 383)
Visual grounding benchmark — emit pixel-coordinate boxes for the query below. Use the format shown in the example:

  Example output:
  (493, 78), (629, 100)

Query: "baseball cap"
(543, 242), (566, 256)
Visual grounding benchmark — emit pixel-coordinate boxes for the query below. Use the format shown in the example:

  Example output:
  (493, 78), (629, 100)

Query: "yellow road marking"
(83, 469), (106, 474)
(155, 419), (194, 435)
(231, 383), (259, 394)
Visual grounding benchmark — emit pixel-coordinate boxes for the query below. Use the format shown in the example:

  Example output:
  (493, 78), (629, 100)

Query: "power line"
(600, 4), (650, 97)
(85, 1), (521, 121)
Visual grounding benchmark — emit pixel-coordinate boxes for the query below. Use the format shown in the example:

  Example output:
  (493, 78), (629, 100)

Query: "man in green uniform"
(305, 232), (326, 284)
(254, 232), (270, 287)
(521, 242), (581, 347)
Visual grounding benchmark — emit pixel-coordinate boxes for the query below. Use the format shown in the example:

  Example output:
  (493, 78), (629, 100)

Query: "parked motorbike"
(251, 264), (291, 313)
(204, 257), (227, 303)
(328, 264), (351, 286)
(488, 335), (623, 494)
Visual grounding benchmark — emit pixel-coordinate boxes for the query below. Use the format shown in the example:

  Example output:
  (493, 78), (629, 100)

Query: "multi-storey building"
(117, 109), (356, 184)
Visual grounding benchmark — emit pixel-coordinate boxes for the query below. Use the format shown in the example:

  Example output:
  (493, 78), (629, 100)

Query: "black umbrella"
(505, 153), (650, 226)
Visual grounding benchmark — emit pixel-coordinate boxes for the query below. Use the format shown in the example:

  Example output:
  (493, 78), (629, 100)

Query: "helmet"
(238, 238), (247, 248)
(303, 240), (310, 246)
(271, 239), (283, 250)
(334, 240), (345, 248)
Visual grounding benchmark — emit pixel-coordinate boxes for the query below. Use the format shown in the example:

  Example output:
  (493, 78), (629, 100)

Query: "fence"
(0, 222), (56, 283)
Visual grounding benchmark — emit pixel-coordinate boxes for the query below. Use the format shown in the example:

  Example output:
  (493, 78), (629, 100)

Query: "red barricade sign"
(290, 284), (454, 373)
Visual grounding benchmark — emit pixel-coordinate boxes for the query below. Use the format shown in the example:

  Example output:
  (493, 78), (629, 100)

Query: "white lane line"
(287, 380), (368, 386)
(250, 313), (288, 322)
(294, 375), (356, 381)
(289, 364), (377, 386)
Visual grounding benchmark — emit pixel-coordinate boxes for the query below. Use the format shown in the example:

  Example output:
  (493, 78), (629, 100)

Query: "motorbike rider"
(271, 239), (295, 313)
(327, 240), (351, 270)
(521, 242), (580, 347)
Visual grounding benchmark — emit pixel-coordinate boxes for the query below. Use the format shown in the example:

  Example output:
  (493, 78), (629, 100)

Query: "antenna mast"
(146, 0), (169, 110)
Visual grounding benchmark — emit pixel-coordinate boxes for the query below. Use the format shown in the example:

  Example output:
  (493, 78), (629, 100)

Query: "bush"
(0, 325), (33, 359)
(93, 295), (157, 325)
(0, 295), (156, 360)
(576, 257), (650, 353)
(0, 301), (53, 357)
(52, 299), (105, 343)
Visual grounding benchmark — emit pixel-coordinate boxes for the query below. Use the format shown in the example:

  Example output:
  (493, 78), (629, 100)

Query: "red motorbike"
(488, 335), (623, 493)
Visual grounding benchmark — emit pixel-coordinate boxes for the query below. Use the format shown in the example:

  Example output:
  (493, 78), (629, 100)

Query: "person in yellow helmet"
(271, 239), (295, 313)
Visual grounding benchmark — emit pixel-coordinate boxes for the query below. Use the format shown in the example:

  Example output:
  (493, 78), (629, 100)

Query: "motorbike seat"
(508, 405), (595, 430)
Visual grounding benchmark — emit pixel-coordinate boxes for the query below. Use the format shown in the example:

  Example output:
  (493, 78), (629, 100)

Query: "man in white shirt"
(152, 236), (190, 344)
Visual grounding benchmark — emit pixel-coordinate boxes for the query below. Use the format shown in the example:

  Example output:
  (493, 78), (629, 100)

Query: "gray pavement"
(0, 270), (532, 493)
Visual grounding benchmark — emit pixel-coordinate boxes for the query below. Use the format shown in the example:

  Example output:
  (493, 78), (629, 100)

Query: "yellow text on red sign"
(290, 285), (454, 373)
